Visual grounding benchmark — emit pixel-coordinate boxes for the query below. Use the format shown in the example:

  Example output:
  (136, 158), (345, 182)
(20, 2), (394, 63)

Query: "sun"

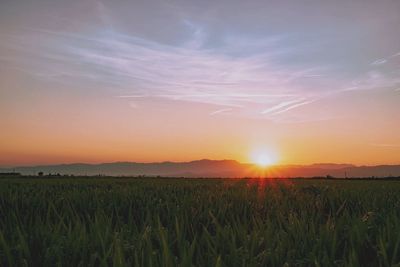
(250, 149), (278, 168)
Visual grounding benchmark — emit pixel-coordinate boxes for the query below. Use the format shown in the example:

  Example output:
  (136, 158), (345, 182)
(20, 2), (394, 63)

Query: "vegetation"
(0, 177), (400, 266)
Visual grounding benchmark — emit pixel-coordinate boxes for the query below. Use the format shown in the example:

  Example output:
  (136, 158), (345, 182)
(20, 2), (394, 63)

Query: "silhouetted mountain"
(0, 160), (399, 178)
(308, 163), (355, 169)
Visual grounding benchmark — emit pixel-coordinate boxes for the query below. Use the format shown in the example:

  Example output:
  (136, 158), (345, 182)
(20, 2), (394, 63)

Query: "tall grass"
(0, 178), (399, 266)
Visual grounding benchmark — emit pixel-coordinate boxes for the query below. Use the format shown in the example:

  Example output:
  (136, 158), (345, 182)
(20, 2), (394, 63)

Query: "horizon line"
(2, 159), (400, 169)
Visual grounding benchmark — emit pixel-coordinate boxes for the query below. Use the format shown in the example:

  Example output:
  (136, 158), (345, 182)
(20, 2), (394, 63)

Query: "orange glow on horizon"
(0, 99), (399, 167)
(249, 147), (279, 168)
(1, 1), (400, 168)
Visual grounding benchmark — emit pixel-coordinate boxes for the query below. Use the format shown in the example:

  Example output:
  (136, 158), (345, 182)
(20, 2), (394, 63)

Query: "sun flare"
(250, 149), (278, 168)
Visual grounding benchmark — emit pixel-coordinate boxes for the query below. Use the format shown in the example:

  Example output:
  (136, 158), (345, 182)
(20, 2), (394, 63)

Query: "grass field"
(0, 177), (400, 266)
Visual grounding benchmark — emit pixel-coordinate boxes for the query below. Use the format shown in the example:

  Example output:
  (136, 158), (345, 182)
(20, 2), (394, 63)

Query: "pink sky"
(1, 0), (399, 166)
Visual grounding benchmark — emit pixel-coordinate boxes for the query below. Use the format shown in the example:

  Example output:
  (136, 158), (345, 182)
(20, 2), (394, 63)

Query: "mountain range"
(1, 160), (400, 178)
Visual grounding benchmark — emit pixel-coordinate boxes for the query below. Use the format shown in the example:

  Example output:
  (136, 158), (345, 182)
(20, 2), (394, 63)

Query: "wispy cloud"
(391, 52), (400, 58)
(342, 70), (400, 93)
(261, 99), (306, 114)
(270, 100), (315, 115)
(1, 5), (399, 122)
(370, 143), (400, 148)
(209, 108), (232, 116)
(370, 59), (387, 66)
(1, 25), (327, 120)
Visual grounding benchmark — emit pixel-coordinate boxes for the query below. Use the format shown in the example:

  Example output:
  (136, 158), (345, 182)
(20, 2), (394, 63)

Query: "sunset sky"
(1, 0), (400, 167)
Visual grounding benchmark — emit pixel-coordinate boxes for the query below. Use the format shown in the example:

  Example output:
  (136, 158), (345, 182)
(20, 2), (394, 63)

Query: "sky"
(0, 0), (399, 166)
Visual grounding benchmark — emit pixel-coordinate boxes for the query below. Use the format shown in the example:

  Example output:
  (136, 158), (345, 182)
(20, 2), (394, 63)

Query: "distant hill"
(308, 163), (355, 169)
(0, 160), (245, 177)
(1, 160), (400, 178)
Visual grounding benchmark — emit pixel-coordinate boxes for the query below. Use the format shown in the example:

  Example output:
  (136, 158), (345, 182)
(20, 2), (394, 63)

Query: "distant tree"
(38, 172), (44, 177)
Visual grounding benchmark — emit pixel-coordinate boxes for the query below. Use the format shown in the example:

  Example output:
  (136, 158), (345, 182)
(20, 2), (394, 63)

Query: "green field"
(0, 178), (400, 266)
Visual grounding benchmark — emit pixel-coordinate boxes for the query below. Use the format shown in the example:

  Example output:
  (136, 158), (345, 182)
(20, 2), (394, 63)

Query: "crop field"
(0, 177), (400, 267)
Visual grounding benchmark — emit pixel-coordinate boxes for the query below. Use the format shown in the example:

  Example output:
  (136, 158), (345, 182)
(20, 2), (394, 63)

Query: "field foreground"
(0, 178), (400, 266)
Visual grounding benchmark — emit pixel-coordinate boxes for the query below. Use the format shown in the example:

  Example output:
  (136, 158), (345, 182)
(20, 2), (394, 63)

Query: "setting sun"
(250, 149), (278, 168)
